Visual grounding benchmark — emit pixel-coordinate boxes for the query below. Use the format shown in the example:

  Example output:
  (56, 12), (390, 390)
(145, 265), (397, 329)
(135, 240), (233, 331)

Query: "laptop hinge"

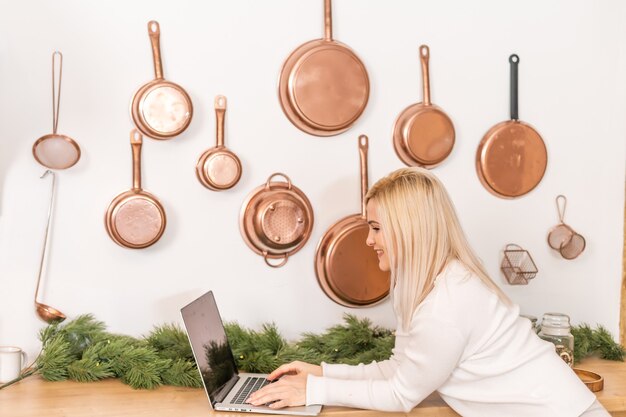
(213, 374), (239, 405)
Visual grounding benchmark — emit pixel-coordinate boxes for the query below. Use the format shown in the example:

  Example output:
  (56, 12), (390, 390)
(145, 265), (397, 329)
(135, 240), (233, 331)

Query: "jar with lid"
(538, 312), (574, 367)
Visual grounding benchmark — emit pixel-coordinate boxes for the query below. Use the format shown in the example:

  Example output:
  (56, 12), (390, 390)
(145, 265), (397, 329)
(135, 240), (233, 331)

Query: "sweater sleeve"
(306, 317), (466, 412)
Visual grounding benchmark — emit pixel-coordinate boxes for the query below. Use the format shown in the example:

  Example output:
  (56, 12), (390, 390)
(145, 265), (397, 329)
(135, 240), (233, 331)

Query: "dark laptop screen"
(181, 291), (238, 402)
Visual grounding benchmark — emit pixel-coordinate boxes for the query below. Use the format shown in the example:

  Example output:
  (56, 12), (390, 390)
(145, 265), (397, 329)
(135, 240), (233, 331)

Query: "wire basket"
(501, 244), (538, 285)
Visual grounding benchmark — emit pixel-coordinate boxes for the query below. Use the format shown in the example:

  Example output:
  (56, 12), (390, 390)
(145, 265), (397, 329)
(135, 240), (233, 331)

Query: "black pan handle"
(509, 54), (519, 121)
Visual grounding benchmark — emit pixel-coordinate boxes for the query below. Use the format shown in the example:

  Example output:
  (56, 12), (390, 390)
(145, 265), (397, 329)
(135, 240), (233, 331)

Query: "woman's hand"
(246, 361), (322, 409)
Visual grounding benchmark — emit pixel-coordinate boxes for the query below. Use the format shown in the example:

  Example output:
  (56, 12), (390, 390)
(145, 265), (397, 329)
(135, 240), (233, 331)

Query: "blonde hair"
(365, 167), (510, 330)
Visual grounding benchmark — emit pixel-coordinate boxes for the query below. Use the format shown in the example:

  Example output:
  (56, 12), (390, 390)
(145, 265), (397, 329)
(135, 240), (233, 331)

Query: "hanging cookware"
(476, 54), (547, 198)
(196, 95), (242, 191)
(392, 45), (455, 168)
(32, 51), (81, 170)
(34, 170), (66, 323)
(500, 243), (538, 285)
(105, 130), (166, 249)
(547, 195), (586, 260)
(315, 135), (390, 307)
(131, 20), (193, 140)
(240, 173), (314, 268)
(278, 0), (369, 136)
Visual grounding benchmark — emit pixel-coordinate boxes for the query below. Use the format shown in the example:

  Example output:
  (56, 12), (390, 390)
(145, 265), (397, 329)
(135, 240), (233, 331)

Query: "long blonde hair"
(365, 167), (510, 330)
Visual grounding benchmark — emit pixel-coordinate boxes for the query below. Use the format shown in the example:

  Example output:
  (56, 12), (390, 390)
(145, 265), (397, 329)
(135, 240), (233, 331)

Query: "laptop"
(181, 290), (322, 416)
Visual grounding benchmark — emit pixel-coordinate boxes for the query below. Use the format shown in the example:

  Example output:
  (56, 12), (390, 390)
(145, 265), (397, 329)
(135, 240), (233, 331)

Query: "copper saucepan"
(105, 130), (166, 249)
(476, 54), (547, 198)
(392, 45), (455, 168)
(240, 173), (314, 268)
(196, 95), (242, 191)
(131, 21), (193, 140)
(278, 0), (369, 136)
(315, 135), (390, 307)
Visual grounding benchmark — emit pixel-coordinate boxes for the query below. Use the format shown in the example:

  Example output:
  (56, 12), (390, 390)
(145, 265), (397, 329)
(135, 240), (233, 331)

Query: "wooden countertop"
(0, 357), (624, 417)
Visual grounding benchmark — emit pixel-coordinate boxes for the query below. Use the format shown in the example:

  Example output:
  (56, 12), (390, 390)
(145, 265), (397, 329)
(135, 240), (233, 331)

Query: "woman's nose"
(365, 229), (374, 246)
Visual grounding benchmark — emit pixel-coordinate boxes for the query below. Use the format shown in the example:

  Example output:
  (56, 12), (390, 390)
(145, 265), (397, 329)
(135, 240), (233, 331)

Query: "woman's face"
(366, 199), (390, 272)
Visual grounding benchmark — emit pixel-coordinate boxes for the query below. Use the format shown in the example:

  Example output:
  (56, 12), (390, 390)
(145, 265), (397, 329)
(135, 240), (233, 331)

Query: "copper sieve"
(196, 95), (242, 191)
(131, 21), (193, 140)
(105, 130), (166, 249)
(32, 51), (81, 170)
(547, 195), (586, 259)
(240, 173), (314, 268)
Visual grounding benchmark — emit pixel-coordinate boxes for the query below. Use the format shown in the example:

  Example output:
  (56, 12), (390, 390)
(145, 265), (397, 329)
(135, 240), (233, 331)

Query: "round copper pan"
(240, 173), (314, 268)
(278, 0), (369, 137)
(196, 96), (242, 191)
(131, 21), (193, 140)
(315, 135), (390, 307)
(105, 130), (166, 249)
(393, 45), (455, 168)
(476, 54), (547, 198)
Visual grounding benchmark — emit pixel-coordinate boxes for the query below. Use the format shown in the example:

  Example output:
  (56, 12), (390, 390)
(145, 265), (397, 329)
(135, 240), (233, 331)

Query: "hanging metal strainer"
(32, 51), (81, 170)
(547, 195), (586, 259)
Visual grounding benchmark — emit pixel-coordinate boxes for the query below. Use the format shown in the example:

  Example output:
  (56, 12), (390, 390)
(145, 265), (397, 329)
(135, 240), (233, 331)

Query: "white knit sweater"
(306, 261), (595, 416)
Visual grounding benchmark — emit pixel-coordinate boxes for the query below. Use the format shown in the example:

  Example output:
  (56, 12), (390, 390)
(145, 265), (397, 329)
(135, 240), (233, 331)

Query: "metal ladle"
(34, 170), (66, 323)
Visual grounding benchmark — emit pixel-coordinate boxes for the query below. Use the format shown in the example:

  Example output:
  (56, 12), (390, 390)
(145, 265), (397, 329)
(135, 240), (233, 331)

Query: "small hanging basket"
(501, 244), (538, 285)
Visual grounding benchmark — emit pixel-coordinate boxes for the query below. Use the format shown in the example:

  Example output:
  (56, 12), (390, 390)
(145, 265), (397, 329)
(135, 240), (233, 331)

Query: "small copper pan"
(131, 21), (193, 140)
(278, 0), (369, 137)
(196, 95), (242, 191)
(315, 135), (390, 307)
(476, 54), (547, 198)
(105, 130), (166, 249)
(393, 45), (455, 168)
(240, 173), (314, 268)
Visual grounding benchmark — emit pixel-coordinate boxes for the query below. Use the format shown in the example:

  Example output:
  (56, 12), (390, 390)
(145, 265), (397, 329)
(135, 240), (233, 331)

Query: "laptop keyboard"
(231, 376), (270, 404)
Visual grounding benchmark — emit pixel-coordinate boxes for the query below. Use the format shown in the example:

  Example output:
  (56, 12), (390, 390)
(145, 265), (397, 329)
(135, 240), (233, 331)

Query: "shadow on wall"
(0, 137), (21, 217)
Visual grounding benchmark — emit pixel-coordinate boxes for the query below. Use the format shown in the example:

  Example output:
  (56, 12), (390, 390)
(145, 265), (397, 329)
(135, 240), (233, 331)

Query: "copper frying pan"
(105, 130), (166, 249)
(278, 0), (369, 136)
(393, 45), (455, 168)
(131, 21), (193, 140)
(196, 95), (242, 191)
(315, 135), (390, 307)
(476, 54), (547, 198)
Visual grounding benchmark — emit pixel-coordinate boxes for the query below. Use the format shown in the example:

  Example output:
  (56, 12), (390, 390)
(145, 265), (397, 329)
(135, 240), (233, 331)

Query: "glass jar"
(538, 312), (574, 367)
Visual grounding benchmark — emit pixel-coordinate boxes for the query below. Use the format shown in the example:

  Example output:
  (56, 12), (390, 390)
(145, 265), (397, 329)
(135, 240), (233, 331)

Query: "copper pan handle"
(130, 129), (143, 190)
(215, 95), (227, 148)
(264, 252), (288, 268)
(324, 0), (333, 41)
(358, 135), (369, 217)
(509, 54), (519, 120)
(51, 51), (63, 134)
(148, 21), (164, 80)
(265, 173), (292, 190)
(420, 45), (431, 106)
(556, 194), (567, 224)
(34, 170), (55, 304)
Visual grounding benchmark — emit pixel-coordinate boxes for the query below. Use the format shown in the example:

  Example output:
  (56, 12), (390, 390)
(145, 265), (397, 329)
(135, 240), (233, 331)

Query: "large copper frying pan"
(278, 0), (369, 137)
(392, 45), (455, 168)
(315, 135), (390, 307)
(131, 21), (193, 140)
(105, 130), (166, 249)
(476, 54), (547, 198)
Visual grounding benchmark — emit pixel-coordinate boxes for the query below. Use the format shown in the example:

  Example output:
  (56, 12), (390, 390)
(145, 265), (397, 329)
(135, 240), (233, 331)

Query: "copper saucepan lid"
(105, 130), (166, 249)
(240, 173), (314, 268)
(196, 95), (242, 191)
(315, 135), (390, 307)
(392, 45), (455, 168)
(476, 54), (547, 198)
(278, 0), (369, 136)
(33, 51), (81, 170)
(131, 21), (193, 140)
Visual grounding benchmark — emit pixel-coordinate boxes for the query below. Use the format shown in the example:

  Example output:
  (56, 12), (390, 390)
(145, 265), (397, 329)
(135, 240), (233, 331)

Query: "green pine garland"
(1, 314), (622, 392)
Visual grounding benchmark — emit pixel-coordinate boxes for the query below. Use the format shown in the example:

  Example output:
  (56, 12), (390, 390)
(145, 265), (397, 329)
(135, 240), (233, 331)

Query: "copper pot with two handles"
(240, 173), (314, 268)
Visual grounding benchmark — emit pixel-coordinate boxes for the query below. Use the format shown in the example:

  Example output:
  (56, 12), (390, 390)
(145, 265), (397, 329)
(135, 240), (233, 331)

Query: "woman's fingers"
(247, 375), (306, 408)
(267, 362), (301, 380)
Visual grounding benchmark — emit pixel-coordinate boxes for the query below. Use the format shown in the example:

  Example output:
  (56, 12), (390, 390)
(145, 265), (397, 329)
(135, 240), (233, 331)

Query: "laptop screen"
(181, 291), (238, 403)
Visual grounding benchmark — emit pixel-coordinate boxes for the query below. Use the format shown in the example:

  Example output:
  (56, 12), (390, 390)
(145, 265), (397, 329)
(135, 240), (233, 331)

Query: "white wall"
(1, 0), (625, 360)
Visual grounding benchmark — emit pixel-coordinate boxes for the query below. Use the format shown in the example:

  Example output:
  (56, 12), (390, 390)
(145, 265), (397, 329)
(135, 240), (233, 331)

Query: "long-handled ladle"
(34, 170), (66, 323)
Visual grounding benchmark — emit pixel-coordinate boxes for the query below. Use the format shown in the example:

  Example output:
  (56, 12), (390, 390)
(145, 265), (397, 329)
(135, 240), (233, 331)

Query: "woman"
(248, 167), (608, 416)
